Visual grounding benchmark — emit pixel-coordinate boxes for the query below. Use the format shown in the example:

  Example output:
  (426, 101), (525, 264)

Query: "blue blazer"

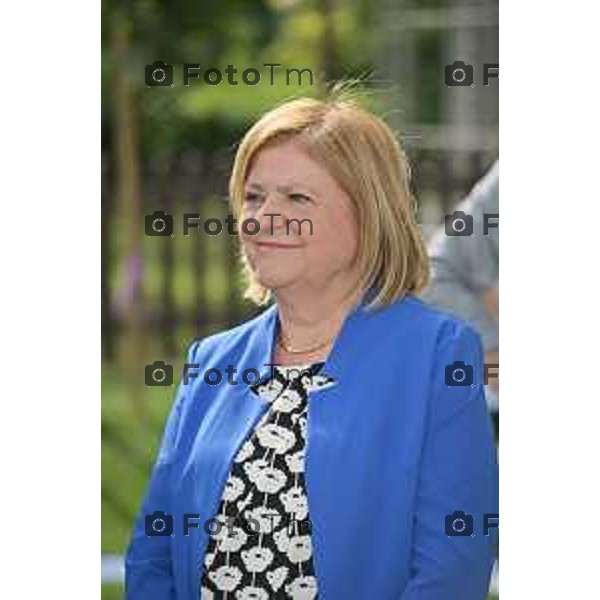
(125, 295), (498, 599)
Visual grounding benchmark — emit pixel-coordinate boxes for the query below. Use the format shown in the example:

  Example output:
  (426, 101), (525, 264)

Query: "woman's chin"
(253, 269), (298, 291)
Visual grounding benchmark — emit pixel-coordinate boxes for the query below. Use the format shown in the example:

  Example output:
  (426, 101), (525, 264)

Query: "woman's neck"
(272, 283), (363, 366)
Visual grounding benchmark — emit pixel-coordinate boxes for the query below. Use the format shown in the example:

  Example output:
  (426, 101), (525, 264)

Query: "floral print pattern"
(200, 362), (335, 599)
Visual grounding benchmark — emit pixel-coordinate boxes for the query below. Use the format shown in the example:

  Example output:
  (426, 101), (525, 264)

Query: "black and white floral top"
(199, 362), (336, 600)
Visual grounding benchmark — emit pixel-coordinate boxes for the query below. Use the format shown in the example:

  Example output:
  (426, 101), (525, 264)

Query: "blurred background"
(101, 0), (498, 597)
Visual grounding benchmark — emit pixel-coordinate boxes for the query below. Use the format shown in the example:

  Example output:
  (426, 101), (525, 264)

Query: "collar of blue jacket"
(125, 293), (499, 600)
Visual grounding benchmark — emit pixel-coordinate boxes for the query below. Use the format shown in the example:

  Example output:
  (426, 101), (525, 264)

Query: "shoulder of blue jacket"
(185, 305), (275, 364)
(374, 294), (455, 331)
(390, 295), (484, 362)
(405, 294), (480, 335)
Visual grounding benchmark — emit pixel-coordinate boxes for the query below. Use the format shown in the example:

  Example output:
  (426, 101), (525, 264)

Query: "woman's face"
(240, 140), (359, 296)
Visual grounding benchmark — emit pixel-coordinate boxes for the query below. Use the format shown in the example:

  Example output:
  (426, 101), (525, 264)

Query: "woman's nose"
(254, 194), (289, 235)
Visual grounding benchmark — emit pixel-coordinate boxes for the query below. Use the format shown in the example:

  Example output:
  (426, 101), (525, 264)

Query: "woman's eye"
(289, 193), (311, 204)
(244, 192), (262, 203)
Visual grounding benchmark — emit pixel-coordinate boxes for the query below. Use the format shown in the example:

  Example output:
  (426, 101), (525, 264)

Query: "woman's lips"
(255, 240), (300, 249)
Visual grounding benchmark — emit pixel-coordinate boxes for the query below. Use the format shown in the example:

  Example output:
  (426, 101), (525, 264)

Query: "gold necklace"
(277, 330), (334, 355)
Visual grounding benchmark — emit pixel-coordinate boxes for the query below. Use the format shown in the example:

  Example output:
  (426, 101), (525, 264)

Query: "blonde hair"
(229, 91), (430, 310)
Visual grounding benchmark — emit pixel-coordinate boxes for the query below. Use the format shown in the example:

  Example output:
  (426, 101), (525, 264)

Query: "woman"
(125, 96), (499, 600)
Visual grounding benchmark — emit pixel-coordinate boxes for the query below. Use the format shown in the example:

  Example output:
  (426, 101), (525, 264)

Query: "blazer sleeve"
(400, 321), (499, 600)
(124, 339), (202, 600)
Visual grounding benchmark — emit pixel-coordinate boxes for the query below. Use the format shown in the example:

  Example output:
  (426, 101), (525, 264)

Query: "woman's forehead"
(246, 143), (339, 191)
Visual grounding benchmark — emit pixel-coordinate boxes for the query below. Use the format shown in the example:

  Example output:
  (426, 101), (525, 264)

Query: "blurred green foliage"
(102, 583), (124, 600)
(101, 0), (440, 155)
(102, 367), (173, 553)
